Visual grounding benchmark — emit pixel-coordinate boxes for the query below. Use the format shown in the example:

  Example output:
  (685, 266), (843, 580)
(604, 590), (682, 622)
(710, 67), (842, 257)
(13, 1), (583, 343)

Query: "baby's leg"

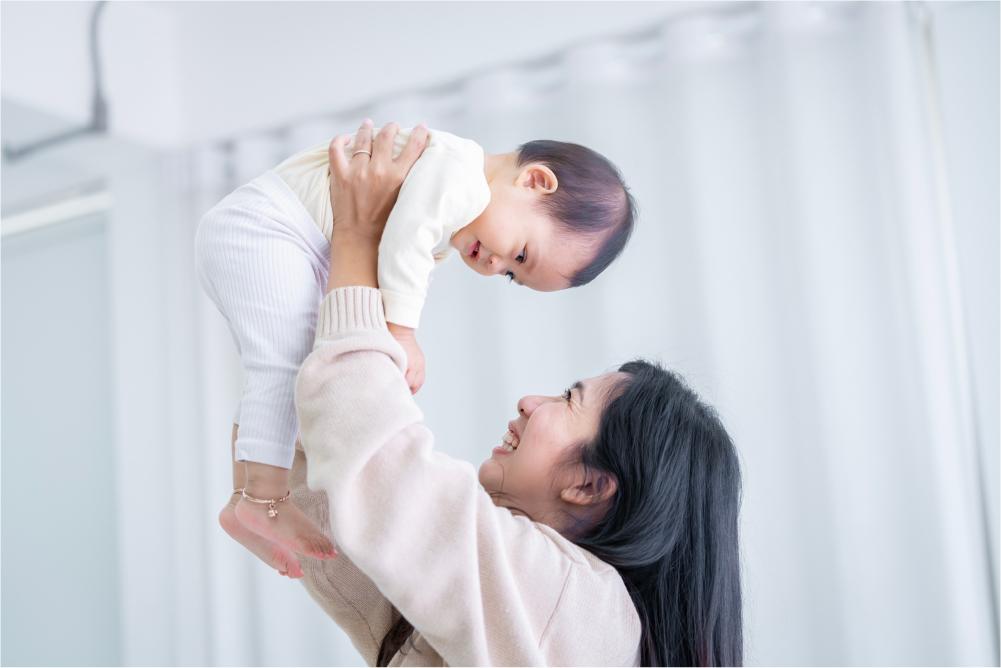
(234, 460), (337, 559)
(196, 183), (335, 561)
(218, 424), (307, 577)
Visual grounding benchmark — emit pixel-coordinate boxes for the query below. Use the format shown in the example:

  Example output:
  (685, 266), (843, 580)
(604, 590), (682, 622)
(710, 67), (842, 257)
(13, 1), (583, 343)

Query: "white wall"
(928, 0), (1001, 592)
(1, 1), (702, 148)
(0, 1), (186, 147)
(2, 211), (120, 666)
(1, 98), (184, 664)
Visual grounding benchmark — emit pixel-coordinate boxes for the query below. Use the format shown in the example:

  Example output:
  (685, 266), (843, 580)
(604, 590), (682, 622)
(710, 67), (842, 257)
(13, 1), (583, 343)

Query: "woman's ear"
(519, 164), (558, 194)
(559, 470), (618, 508)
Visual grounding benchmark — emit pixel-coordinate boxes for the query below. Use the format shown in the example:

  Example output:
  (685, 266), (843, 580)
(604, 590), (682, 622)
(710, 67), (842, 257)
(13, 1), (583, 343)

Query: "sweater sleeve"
(377, 144), (478, 329)
(288, 448), (399, 665)
(295, 287), (608, 666)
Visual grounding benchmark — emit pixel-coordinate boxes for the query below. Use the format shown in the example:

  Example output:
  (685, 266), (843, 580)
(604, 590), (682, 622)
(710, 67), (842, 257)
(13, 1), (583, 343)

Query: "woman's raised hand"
(328, 119), (430, 243)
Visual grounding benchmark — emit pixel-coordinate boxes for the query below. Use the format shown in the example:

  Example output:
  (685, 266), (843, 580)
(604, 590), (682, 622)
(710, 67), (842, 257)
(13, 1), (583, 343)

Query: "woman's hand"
(329, 120), (430, 243)
(325, 120), (430, 291)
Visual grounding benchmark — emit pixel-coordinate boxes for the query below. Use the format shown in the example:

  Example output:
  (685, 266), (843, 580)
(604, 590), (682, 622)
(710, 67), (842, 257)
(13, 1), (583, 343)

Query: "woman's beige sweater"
(292, 286), (642, 666)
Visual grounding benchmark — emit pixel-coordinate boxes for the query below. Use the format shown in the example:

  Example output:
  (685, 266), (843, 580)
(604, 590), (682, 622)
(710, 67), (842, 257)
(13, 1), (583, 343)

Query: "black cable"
(2, 1), (109, 162)
(90, 0), (108, 132)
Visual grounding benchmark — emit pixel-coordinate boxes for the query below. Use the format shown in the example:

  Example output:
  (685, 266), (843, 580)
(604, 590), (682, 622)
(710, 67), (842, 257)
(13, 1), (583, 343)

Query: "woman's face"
(478, 371), (628, 526)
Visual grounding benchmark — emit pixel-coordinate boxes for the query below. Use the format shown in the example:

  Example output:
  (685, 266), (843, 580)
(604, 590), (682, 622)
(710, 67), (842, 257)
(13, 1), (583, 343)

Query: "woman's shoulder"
(530, 520), (620, 576)
(526, 520), (643, 664)
(493, 510), (628, 595)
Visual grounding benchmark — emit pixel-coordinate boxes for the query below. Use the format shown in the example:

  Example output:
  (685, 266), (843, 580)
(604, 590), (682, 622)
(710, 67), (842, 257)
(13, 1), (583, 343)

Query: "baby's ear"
(521, 164), (558, 194)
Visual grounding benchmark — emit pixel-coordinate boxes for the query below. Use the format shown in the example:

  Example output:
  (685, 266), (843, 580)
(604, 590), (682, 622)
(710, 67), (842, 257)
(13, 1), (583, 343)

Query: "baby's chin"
(448, 229), (469, 253)
(448, 235), (473, 261)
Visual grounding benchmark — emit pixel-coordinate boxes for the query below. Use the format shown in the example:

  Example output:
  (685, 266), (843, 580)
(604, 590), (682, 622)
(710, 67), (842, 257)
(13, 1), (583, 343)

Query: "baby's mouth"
(470, 240), (481, 259)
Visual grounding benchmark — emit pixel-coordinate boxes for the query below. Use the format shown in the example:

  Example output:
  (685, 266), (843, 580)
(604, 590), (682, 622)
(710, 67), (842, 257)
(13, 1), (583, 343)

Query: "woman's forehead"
(577, 372), (630, 405)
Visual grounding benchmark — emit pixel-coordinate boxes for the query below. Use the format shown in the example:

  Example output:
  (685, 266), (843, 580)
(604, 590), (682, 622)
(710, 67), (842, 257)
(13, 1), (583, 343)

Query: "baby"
(195, 120), (636, 577)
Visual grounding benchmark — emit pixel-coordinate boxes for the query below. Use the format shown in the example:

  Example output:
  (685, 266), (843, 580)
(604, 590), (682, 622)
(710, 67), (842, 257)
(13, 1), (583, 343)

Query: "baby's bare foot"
(234, 491), (337, 560)
(219, 497), (305, 578)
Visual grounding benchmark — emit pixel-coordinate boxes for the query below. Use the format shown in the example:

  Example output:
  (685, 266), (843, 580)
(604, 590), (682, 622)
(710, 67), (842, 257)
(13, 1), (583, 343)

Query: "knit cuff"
(315, 286), (387, 342)
(380, 289), (424, 330)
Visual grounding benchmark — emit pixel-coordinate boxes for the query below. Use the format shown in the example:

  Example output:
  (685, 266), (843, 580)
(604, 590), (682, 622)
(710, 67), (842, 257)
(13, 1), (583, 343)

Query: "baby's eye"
(504, 271), (516, 283)
(516, 248), (526, 264)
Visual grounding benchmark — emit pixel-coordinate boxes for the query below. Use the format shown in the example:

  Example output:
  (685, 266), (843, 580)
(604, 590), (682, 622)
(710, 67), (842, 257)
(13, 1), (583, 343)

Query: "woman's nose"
(517, 394), (554, 416)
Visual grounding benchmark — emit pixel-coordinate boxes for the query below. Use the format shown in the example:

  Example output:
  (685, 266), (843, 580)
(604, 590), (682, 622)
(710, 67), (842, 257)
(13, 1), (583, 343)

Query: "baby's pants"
(195, 170), (330, 468)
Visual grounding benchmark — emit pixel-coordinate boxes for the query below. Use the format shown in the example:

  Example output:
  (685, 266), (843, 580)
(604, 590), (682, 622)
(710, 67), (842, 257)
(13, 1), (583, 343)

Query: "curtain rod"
(1, 181), (111, 237)
(205, 1), (757, 151)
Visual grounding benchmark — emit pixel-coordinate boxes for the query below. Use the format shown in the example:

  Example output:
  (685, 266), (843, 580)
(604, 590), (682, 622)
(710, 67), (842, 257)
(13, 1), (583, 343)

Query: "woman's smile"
(492, 427), (520, 456)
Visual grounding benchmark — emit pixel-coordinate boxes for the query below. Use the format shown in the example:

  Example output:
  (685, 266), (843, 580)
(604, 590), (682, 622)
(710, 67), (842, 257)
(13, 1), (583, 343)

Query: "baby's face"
(449, 197), (594, 292)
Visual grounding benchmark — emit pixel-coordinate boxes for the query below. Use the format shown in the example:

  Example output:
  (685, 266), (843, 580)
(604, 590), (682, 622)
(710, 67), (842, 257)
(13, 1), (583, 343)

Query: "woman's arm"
(295, 122), (638, 665)
(275, 122), (430, 663)
(296, 287), (580, 666)
(288, 448), (400, 665)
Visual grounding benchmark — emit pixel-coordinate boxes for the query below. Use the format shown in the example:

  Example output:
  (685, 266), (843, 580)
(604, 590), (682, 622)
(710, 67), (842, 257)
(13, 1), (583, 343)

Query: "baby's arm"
(378, 142), (476, 394)
(376, 141), (453, 331)
(386, 322), (425, 394)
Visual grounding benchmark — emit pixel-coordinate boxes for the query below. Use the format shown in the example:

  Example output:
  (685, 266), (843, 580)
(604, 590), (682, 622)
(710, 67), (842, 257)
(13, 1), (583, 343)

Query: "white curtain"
(165, 2), (998, 665)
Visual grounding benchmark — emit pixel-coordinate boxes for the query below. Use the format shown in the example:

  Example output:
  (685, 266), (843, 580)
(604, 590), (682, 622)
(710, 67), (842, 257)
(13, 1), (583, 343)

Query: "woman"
(279, 121), (742, 666)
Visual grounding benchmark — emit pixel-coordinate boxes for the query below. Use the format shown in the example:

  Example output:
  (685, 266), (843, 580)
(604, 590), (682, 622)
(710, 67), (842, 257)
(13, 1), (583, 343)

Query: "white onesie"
(195, 127), (491, 468)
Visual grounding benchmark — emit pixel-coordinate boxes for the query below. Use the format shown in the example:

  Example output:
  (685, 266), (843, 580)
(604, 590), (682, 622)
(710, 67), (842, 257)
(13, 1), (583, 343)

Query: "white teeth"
(501, 429), (520, 450)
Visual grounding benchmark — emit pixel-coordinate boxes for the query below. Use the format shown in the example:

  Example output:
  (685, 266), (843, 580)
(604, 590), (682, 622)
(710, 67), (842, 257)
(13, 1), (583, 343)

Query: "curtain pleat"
(183, 3), (996, 664)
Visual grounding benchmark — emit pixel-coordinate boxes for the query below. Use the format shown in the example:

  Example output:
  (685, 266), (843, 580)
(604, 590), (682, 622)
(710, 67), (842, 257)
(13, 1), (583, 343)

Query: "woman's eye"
(562, 388), (572, 402)
(504, 271), (516, 283)
(516, 248), (526, 264)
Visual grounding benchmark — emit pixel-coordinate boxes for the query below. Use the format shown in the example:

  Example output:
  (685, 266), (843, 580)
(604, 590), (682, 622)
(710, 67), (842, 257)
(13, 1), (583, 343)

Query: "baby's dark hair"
(515, 140), (637, 287)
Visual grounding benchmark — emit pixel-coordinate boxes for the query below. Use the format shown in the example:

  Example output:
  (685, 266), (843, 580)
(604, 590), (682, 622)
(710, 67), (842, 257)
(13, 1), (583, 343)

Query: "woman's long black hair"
(378, 359), (743, 666)
(573, 359), (743, 666)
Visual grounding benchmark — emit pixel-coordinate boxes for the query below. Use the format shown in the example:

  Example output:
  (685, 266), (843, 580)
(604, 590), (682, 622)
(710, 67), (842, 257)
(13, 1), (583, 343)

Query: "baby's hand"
(387, 323), (426, 394)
